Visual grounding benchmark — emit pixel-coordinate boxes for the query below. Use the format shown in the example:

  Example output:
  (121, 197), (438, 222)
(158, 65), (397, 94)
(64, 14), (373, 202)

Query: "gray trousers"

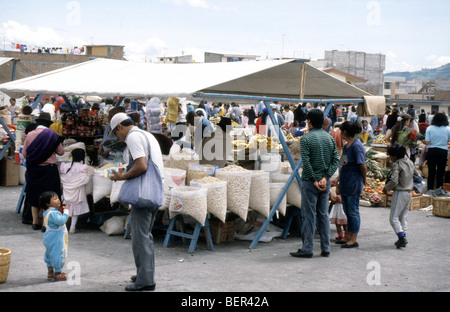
(300, 180), (331, 253)
(389, 190), (411, 235)
(130, 206), (157, 287)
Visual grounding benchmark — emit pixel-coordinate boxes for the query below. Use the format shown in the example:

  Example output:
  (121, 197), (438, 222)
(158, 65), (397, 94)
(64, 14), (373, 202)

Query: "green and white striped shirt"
(300, 128), (339, 182)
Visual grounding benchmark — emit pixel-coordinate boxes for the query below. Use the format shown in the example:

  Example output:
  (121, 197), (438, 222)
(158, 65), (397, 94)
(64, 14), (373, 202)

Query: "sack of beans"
(270, 183), (287, 216)
(270, 173), (302, 208)
(249, 170), (270, 218)
(169, 186), (208, 226)
(191, 176), (227, 223)
(187, 163), (217, 186)
(215, 165), (252, 221)
(162, 168), (186, 209)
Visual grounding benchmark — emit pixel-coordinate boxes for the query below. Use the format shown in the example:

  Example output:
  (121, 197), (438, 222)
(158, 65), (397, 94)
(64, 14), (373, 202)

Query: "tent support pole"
(11, 59), (18, 81)
(115, 97), (125, 107)
(30, 94), (44, 111)
(249, 100), (303, 249)
(191, 92), (363, 248)
(299, 62), (306, 100)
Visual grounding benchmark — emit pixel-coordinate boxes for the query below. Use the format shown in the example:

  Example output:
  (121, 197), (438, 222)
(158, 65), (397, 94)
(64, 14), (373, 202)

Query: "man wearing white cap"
(109, 112), (164, 291)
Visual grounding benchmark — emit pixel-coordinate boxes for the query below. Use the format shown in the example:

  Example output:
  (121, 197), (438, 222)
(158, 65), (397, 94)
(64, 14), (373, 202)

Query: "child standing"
(329, 186), (348, 242)
(60, 148), (91, 234)
(39, 191), (69, 281)
(383, 144), (419, 248)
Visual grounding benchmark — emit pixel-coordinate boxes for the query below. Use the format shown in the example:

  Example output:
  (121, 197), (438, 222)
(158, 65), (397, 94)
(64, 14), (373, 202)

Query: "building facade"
(324, 50), (386, 96)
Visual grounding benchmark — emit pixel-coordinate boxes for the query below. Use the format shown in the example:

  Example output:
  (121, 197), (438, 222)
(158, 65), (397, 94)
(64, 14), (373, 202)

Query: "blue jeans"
(341, 193), (361, 233)
(300, 180), (331, 253)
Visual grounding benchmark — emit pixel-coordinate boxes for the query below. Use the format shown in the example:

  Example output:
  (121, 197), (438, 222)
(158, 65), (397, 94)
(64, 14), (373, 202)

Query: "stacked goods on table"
(365, 149), (390, 181)
(169, 148), (199, 172)
(186, 163), (217, 186)
(244, 134), (283, 151)
(360, 179), (386, 207)
(162, 162), (302, 237)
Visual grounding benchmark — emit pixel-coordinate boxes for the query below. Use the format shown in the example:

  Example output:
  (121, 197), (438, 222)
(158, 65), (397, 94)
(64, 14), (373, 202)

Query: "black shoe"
(341, 242), (359, 248)
(395, 237), (408, 248)
(335, 240), (346, 244)
(290, 249), (313, 258)
(32, 224), (42, 231)
(131, 275), (136, 283)
(320, 251), (330, 257)
(125, 283), (156, 291)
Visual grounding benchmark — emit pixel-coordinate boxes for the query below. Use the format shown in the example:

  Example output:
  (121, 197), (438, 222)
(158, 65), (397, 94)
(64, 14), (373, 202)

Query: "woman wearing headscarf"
(22, 112), (65, 230)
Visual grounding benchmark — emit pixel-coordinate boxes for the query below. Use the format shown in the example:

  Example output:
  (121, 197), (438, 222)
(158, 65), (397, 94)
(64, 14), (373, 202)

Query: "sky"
(0, 0), (449, 73)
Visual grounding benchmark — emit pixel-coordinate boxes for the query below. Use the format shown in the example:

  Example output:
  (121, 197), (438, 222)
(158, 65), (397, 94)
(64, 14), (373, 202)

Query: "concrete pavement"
(0, 185), (449, 294)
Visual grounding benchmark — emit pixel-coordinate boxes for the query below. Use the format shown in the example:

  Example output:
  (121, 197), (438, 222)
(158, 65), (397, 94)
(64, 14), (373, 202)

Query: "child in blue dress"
(39, 191), (69, 281)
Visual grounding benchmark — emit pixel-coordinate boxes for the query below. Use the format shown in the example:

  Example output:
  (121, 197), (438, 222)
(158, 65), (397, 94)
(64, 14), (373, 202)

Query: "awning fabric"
(0, 58), (372, 99)
(0, 57), (37, 98)
(358, 96), (386, 117)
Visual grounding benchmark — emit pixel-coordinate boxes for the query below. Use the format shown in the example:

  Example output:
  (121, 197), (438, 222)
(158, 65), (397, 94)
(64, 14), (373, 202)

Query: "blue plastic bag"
(119, 130), (164, 209)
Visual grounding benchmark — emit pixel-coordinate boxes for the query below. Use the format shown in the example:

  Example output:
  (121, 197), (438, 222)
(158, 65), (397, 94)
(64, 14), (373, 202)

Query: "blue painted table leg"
(163, 216), (177, 247)
(188, 222), (202, 253)
(15, 182), (27, 214)
(203, 217), (214, 251)
(123, 217), (131, 239)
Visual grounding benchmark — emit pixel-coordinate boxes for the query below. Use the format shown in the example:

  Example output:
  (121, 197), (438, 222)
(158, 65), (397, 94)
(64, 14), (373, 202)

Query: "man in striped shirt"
(290, 109), (340, 258)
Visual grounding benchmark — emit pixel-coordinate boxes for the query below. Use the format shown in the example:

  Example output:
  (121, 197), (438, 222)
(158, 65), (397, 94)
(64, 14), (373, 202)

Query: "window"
(384, 82), (391, 89)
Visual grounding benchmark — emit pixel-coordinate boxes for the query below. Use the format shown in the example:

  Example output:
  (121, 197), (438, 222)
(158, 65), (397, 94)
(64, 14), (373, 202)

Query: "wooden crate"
(420, 195), (433, 208)
(209, 220), (236, 244)
(386, 193), (421, 210)
(386, 194), (392, 207)
(432, 197), (450, 218)
(409, 195), (422, 211)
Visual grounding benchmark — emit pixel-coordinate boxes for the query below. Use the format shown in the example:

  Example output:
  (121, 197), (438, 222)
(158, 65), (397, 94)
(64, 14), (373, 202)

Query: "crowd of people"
(5, 93), (450, 290)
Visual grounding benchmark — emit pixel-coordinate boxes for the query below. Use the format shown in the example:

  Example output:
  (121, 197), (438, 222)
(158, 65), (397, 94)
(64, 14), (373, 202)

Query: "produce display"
(366, 149), (390, 181)
(371, 134), (389, 145)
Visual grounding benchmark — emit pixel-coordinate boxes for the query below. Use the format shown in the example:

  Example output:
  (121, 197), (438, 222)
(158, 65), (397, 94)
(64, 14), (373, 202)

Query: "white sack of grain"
(169, 186), (208, 226)
(249, 170), (270, 218)
(162, 168), (186, 209)
(110, 180), (125, 205)
(93, 169), (113, 203)
(270, 173), (302, 208)
(85, 166), (95, 195)
(187, 163), (217, 186)
(191, 177), (227, 223)
(215, 165), (252, 221)
(270, 183), (287, 216)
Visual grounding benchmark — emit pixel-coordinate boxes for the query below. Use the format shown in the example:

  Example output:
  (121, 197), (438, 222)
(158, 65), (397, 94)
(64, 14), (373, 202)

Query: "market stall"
(1, 57), (403, 250)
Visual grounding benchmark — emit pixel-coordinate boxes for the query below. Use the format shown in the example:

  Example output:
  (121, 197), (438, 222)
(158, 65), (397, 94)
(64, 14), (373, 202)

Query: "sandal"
(52, 272), (67, 281)
(47, 272), (55, 281)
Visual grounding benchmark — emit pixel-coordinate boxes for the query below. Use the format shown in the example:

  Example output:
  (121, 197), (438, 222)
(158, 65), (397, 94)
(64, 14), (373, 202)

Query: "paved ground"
(0, 185), (449, 295)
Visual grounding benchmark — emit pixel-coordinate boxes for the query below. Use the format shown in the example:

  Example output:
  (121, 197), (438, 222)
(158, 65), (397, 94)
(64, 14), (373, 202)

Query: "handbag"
(118, 129), (164, 209)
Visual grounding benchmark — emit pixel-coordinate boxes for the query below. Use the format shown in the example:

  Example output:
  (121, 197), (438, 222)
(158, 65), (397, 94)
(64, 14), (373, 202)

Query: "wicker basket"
(0, 248), (12, 284)
(432, 197), (450, 218)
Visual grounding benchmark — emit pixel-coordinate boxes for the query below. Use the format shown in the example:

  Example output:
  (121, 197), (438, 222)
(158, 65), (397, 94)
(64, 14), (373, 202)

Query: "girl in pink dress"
(60, 149), (91, 233)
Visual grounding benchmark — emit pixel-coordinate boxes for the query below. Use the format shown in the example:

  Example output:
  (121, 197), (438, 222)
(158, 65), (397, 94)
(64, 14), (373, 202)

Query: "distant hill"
(385, 63), (450, 80)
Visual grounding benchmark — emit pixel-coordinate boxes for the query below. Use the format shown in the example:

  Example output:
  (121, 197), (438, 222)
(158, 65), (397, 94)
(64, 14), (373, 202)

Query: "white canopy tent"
(0, 57), (37, 100)
(0, 58), (372, 100)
